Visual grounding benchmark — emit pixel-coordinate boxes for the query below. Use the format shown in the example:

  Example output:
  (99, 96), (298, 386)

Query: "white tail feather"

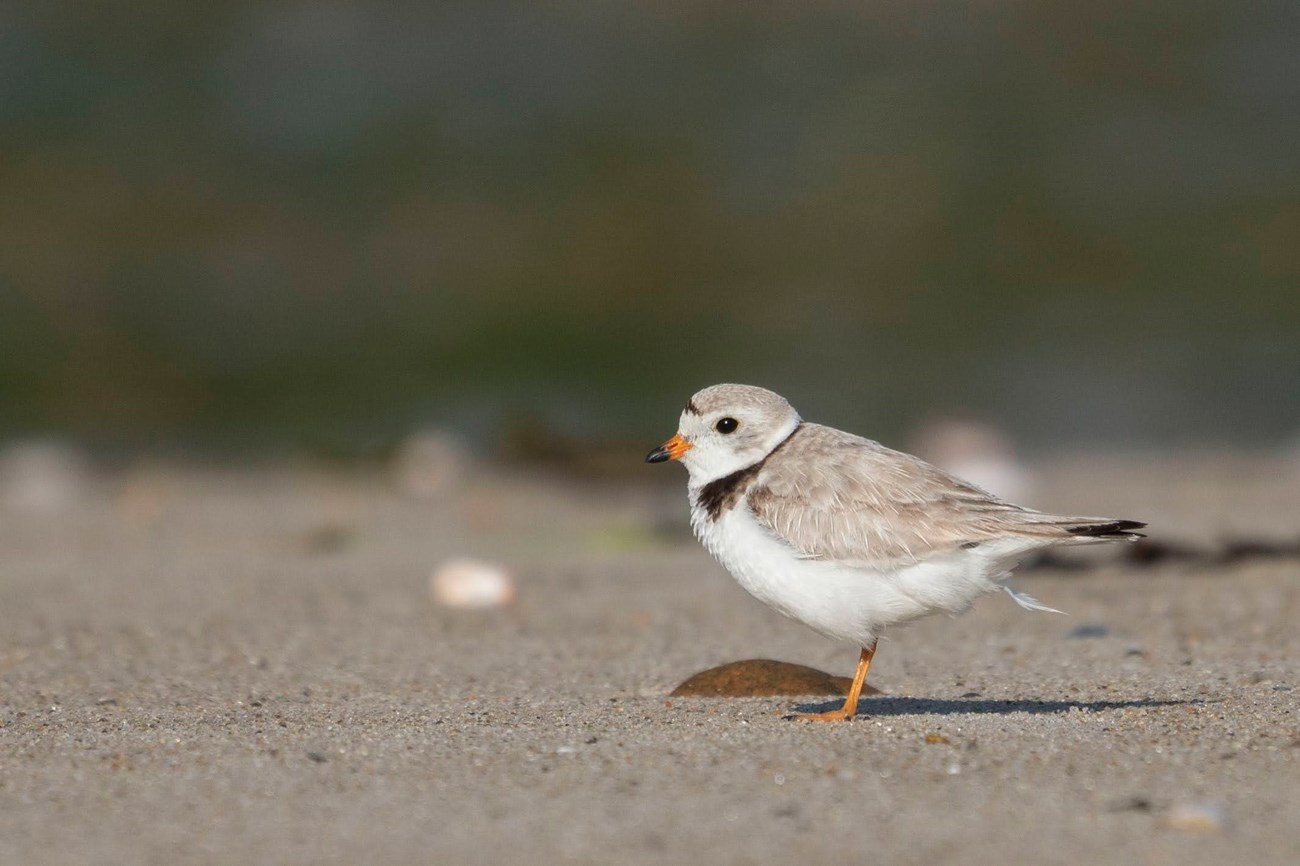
(1003, 586), (1065, 615)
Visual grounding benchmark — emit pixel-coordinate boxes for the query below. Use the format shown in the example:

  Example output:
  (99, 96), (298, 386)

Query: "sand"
(1, 456), (1297, 864)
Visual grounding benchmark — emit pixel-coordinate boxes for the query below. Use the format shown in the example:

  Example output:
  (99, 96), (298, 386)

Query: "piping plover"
(646, 384), (1144, 722)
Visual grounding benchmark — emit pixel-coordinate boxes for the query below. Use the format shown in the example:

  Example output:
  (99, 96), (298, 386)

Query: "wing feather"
(746, 424), (1137, 569)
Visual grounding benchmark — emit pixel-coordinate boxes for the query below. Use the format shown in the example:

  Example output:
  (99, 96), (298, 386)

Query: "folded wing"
(747, 424), (1143, 570)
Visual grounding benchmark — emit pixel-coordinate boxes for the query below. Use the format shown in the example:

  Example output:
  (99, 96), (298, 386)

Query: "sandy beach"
(1, 455), (1297, 864)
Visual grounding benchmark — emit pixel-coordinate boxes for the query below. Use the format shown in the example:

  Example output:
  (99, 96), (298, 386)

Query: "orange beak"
(645, 432), (692, 464)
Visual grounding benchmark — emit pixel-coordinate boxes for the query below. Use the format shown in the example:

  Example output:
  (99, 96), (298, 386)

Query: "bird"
(645, 384), (1145, 722)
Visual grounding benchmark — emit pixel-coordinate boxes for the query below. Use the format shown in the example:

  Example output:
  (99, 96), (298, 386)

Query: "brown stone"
(669, 659), (884, 698)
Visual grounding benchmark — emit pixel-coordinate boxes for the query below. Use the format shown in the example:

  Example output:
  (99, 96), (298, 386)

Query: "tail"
(1017, 516), (1146, 545)
(1061, 519), (1146, 540)
(996, 517), (1143, 617)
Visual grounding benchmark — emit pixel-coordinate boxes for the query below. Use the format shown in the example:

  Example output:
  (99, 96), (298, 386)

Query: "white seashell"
(430, 558), (515, 609)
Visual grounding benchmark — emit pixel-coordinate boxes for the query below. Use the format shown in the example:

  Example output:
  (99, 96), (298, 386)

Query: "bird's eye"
(715, 417), (739, 434)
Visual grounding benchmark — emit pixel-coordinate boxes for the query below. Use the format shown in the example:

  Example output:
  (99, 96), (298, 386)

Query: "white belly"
(691, 498), (1002, 646)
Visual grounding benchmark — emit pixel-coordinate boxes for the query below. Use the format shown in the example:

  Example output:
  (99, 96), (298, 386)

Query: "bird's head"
(645, 384), (800, 485)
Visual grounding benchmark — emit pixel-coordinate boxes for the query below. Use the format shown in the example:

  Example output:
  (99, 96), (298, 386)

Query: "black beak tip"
(645, 447), (669, 464)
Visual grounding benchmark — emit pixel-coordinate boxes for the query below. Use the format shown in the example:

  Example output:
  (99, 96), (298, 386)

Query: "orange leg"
(791, 641), (877, 722)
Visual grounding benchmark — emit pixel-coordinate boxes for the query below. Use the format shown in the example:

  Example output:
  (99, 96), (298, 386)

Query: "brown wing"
(747, 424), (1134, 568)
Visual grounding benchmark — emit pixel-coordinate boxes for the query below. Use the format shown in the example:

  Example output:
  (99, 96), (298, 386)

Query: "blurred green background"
(2, 1), (1297, 455)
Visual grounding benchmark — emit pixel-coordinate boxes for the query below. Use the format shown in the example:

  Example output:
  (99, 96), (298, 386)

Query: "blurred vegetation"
(0, 1), (1296, 453)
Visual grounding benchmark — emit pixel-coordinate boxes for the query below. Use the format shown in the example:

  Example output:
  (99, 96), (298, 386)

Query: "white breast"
(689, 494), (1005, 646)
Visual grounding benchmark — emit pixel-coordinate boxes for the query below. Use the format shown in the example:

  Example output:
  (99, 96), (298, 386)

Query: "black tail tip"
(1067, 519), (1147, 539)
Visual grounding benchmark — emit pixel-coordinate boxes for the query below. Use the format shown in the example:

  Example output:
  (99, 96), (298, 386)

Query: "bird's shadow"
(789, 695), (1199, 717)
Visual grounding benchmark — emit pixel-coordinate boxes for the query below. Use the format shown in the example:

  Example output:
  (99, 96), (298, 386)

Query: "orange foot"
(786, 642), (877, 723)
(789, 704), (856, 722)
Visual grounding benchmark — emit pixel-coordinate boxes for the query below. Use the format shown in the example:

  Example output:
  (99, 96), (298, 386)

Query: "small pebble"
(1164, 802), (1226, 833)
(430, 558), (515, 609)
(1109, 795), (1154, 813)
